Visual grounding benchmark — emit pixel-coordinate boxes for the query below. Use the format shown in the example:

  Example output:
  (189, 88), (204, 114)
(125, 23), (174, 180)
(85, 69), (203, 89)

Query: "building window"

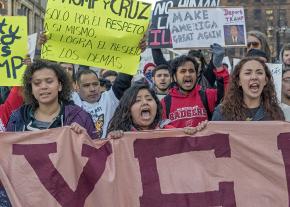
(20, 5), (30, 34)
(254, 9), (262, 20)
(279, 9), (287, 26)
(265, 9), (273, 15)
(0, 2), (4, 9)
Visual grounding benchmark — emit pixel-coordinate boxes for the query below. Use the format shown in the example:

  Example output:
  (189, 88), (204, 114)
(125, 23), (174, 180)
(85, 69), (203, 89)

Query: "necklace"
(34, 105), (61, 122)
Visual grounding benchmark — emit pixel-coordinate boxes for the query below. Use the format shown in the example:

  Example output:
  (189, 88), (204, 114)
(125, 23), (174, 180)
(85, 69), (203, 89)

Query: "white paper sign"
(168, 7), (247, 49)
(268, 63), (282, 102)
(138, 48), (155, 75)
(222, 56), (232, 73)
(28, 33), (37, 61)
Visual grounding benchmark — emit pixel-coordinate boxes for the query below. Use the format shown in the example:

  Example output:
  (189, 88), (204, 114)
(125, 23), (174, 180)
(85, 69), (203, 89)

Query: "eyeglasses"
(247, 42), (260, 48)
(283, 77), (290, 83)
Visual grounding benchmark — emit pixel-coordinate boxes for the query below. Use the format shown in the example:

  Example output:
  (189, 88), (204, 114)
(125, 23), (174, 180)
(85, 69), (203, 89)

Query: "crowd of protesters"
(1, 26), (290, 206)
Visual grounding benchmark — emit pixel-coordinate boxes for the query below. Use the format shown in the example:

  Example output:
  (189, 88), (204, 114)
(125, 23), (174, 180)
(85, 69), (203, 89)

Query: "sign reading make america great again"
(148, 0), (220, 48)
(1, 122), (290, 206)
(42, 0), (151, 75)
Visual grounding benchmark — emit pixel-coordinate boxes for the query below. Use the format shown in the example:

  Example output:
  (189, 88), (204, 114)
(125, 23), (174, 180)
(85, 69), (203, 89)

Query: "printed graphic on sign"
(168, 7), (246, 48)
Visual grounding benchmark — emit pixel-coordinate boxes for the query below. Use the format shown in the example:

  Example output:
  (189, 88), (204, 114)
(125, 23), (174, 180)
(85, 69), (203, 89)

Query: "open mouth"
(141, 108), (151, 119)
(184, 80), (193, 87)
(249, 83), (260, 93)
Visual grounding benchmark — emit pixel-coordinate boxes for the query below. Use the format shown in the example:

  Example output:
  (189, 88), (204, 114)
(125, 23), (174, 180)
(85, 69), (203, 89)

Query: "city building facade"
(0, 0), (46, 35)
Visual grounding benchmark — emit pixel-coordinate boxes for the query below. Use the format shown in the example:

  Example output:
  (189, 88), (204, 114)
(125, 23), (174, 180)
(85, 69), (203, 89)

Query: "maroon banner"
(0, 121), (289, 206)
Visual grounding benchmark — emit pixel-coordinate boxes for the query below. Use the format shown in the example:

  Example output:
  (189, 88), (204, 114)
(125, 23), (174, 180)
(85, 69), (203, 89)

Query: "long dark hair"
(221, 57), (284, 120)
(108, 83), (162, 132)
(23, 60), (72, 109)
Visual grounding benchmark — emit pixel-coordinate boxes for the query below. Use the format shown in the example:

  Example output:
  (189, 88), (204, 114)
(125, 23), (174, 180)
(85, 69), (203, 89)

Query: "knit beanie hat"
(143, 63), (156, 75)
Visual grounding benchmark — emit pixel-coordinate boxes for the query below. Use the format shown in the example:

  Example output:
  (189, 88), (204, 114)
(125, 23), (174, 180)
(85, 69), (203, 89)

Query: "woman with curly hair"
(107, 83), (207, 138)
(6, 60), (96, 137)
(212, 57), (284, 121)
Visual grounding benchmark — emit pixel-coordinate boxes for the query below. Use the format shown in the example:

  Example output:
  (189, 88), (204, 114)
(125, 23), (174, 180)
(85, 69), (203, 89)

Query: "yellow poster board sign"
(0, 16), (28, 86)
(42, 0), (151, 75)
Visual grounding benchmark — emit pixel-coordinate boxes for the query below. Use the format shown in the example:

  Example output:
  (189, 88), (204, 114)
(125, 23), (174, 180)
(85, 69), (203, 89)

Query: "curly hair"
(108, 83), (162, 132)
(221, 57), (284, 120)
(23, 60), (72, 109)
(170, 55), (199, 77)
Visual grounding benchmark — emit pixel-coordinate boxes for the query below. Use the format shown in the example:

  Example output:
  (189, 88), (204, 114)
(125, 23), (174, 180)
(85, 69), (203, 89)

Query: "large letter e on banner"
(134, 134), (236, 207)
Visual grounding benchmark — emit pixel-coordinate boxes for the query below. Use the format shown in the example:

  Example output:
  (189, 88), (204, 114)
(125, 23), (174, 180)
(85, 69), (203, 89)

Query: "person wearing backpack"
(161, 55), (229, 128)
(151, 44), (226, 89)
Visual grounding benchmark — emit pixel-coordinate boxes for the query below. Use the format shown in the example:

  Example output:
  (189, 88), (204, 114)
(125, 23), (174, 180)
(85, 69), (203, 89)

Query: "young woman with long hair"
(6, 60), (96, 136)
(212, 57), (284, 121)
(108, 83), (206, 138)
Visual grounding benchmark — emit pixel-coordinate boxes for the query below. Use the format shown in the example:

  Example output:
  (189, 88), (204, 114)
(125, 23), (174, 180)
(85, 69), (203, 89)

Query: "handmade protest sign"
(168, 7), (246, 49)
(1, 122), (290, 206)
(148, 0), (220, 48)
(0, 16), (27, 86)
(267, 63), (282, 101)
(42, 0), (151, 75)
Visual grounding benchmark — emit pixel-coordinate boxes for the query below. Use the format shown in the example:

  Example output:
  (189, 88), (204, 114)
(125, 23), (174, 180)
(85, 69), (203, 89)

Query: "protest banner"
(0, 16), (28, 86)
(148, 0), (220, 48)
(168, 7), (247, 49)
(1, 122), (290, 206)
(28, 33), (38, 61)
(233, 58), (282, 101)
(41, 0), (151, 75)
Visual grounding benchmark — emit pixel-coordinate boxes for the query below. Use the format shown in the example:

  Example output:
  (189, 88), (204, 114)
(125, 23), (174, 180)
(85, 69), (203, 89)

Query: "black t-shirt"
(244, 107), (271, 121)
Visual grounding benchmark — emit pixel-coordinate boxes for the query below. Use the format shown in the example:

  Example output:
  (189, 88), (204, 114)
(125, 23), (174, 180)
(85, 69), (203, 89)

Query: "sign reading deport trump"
(42, 0), (151, 75)
(168, 7), (246, 49)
